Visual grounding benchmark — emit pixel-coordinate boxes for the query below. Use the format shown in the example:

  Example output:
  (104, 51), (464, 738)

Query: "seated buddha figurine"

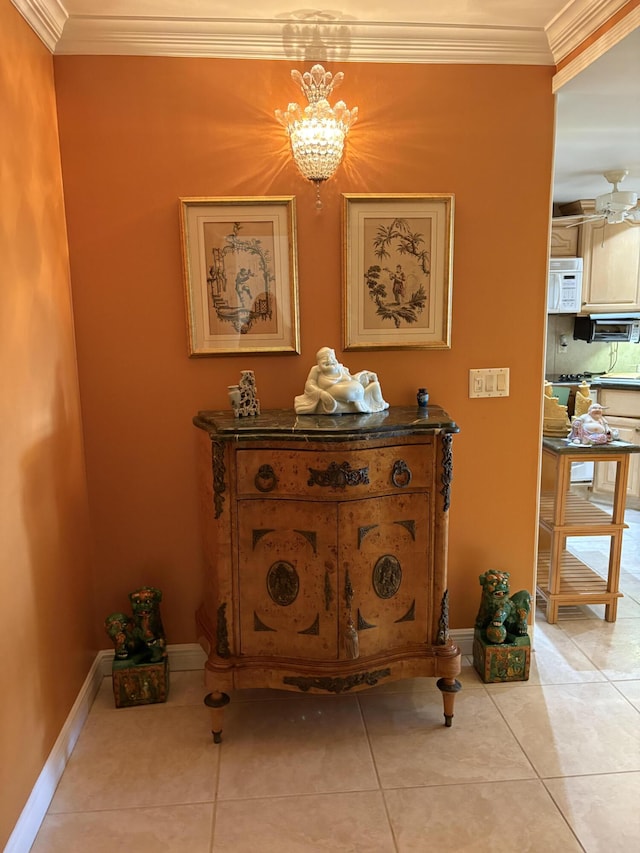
(294, 347), (389, 415)
(568, 403), (619, 445)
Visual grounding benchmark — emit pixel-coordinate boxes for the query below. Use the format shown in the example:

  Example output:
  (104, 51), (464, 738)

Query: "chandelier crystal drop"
(275, 64), (358, 206)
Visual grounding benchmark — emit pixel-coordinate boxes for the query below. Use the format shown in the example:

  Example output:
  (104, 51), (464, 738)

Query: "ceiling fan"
(559, 170), (640, 226)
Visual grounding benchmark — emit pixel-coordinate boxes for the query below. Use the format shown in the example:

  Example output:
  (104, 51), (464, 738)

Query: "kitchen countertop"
(589, 374), (640, 391)
(546, 374), (640, 391)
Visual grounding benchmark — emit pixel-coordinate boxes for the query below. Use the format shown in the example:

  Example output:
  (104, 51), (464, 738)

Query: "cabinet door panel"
(592, 418), (640, 500)
(339, 493), (431, 658)
(237, 500), (338, 659)
(579, 221), (640, 312)
(550, 221), (579, 257)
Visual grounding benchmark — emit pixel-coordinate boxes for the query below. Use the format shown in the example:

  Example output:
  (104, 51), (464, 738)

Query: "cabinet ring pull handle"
(391, 459), (412, 488)
(254, 464), (278, 492)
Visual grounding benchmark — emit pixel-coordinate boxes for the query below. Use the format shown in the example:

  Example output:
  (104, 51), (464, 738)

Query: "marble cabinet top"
(194, 405), (459, 442)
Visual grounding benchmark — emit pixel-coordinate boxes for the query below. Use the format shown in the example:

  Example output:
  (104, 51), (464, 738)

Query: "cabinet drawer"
(235, 443), (433, 499)
(597, 390), (640, 418)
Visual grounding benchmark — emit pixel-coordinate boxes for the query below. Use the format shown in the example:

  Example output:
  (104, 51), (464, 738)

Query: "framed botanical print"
(180, 197), (300, 355)
(343, 194), (454, 350)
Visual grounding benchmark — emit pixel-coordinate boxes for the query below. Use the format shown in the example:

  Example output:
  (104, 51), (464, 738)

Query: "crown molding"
(552, 3), (640, 91)
(12, 0), (629, 65)
(10, 0), (67, 51)
(545, 0), (632, 62)
(12, 2), (555, 64)
(51, 17), (555, 64)
(11, 1), (635, 70)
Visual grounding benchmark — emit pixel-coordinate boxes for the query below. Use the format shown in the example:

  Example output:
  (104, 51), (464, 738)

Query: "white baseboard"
(4, 652), (104, 853)
(6, 633), (472, 852)
(452, 628), (474, 657)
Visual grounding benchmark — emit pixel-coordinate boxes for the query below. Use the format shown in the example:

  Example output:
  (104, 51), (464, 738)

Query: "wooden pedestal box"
(111, 655), (169, 708)
(472, 631), (530, 683)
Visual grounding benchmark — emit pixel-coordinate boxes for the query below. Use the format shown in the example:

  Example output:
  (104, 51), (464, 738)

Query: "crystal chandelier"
(275, 64), (358, 208)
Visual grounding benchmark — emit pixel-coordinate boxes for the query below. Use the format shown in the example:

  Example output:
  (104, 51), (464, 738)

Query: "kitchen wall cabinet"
(579, 221), (640, 313)
(193, 406), (462, 741)
(550, 218), (580, 257)
(593, 389), (640, 507)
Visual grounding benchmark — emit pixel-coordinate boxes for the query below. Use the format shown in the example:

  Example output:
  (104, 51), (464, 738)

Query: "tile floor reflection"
(31, 508), (640, 852)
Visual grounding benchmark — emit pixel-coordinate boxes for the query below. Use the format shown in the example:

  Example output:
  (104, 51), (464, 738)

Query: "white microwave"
(548, 257), (583, 314)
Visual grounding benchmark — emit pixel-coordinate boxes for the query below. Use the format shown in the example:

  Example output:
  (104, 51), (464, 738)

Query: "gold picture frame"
(180, 197), (300, 356)
(342, 194), (454, 350)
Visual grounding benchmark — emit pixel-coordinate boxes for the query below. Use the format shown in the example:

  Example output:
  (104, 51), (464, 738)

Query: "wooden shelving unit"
(537, 438), (640, 623)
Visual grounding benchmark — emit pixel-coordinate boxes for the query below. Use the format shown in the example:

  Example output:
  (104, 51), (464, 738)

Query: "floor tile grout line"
(540, 779), (588, 853)
(481, 687), (589, 851)
(539, 768), (640, 781)
(213, 786), (383, 804)
(41, 798), (217, 817)
(552, 616), (640, 684)
(610, 680), (640, 713)
(355, 692), (401, 853)
(483, 687), (544, 782)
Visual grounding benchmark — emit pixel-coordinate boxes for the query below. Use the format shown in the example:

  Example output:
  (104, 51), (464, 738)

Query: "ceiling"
(12, 0), (640, 204)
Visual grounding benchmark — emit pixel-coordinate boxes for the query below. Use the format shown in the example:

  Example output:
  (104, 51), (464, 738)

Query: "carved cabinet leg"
(204, 691), (231, 743)
(436, 677), (462, 727)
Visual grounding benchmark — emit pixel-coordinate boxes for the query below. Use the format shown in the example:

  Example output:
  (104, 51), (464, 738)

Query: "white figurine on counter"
(294, 347), (389, 415)
(568, 403), (619, 445)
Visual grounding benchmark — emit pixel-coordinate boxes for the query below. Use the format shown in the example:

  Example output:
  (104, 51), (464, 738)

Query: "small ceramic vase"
(227, 385), (241, 414)
(417, 388), (429, 407)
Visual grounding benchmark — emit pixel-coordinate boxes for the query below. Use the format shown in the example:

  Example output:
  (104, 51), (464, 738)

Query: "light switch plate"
(469, 368), (510, 398)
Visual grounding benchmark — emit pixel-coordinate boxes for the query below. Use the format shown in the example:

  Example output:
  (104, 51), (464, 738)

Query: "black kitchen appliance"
(573, 315), (640, 343)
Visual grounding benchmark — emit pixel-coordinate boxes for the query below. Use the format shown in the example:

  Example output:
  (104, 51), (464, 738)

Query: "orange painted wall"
(0, 3), (95, 848)
(52, 56), (554, 645)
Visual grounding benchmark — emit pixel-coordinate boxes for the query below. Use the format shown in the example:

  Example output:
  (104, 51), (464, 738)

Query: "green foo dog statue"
(474, 570), (531, 645)
(105, 586), (169, 707)
(105, 586), (166, 663)
(104, 612), (136, 659)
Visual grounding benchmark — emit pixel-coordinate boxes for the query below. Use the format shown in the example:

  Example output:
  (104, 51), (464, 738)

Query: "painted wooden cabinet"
(593, 389), (640, 507)
(193, 406), (462, 740)
(579, 221), (640, 313)
(550, 218), (580, 257)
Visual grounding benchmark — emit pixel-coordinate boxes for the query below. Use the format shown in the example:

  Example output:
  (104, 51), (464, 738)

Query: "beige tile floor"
(31, 507), (640, 852)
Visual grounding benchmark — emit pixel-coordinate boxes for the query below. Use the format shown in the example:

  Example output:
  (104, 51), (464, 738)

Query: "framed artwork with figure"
(342, 194), (454, 350)
(180, 196), (300, 356)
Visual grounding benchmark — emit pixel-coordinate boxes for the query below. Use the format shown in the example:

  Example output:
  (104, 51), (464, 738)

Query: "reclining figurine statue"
(474, 570), (531, 645)
(294, 346), (389, 415)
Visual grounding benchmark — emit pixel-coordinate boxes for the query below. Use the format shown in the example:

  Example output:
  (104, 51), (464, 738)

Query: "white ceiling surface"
(11, 0), (640, 204)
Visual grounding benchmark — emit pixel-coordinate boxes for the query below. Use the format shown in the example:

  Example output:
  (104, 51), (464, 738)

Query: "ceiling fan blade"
(561, 214), (606, 227)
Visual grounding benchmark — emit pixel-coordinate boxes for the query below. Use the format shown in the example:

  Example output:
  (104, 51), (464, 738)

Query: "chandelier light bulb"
(275, 64), (358, 203)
